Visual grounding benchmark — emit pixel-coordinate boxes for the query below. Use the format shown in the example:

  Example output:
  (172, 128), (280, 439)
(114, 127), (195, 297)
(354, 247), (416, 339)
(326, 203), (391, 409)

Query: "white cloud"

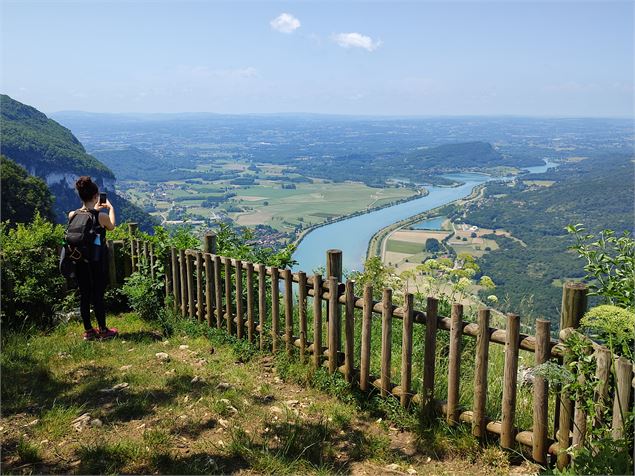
(332, 32), (381, 52)
(270, 13), (301, 34)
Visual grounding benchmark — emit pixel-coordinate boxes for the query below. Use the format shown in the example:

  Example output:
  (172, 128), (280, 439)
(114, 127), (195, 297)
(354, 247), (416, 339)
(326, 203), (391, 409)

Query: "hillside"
(455, 154), (634, 321)
(1, 156), (54, 224)
(0, 95), (157, 229)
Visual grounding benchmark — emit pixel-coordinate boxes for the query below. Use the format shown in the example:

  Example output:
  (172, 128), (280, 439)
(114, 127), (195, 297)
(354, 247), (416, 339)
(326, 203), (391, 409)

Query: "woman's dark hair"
(76, 176), (99, 202)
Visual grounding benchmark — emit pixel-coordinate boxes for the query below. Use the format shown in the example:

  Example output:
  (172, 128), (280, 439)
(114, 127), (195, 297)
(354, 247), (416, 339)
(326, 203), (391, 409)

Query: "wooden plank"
(196, 251), (204, 323)
(186, 253), (195, 319)
(171, 247), (179, 311)
(128, 223), (137, 271)
(271, 267), (280, 352)
(142, 241), (149, 271)
(204, 232), (217, 254)
(284, 269), (293, 355)
(328, 276), (338, 373)
(179, 249), (187, 318)
(298, 271), (308, 363)
(472, 308), (490, 438)
(381, 288), (393, 398)
(258, 264), (267, 351)
(422, 297), (438, 420)
(213, 256), (223, 329)
(400, 293), (414, 408)
(572, 367), (587, 451)
(612, 356), (633, 439)
(246, 262), (255, 342)
(344, 280), (355, 383)
(532, 319), (550, 465)
(224, 259), (233, 334)
(360, 283), (373, 392)
(501, 313), (520, 449)
(204, 253), (213, 326)
(312, 274), (323, 368)
(235, 259), (244, 339)
(326, 249), (343, 350)
(447, 303), (463, 425)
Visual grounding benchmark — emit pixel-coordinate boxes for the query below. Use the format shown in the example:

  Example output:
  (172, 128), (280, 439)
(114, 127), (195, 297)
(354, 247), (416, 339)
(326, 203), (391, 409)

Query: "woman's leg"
(75, 262), (94, 331)
(90, 261), (107, 330)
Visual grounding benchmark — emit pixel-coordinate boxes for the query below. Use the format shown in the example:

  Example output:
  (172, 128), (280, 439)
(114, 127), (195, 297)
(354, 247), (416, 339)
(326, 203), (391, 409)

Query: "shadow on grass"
(117, 330), (164, 343)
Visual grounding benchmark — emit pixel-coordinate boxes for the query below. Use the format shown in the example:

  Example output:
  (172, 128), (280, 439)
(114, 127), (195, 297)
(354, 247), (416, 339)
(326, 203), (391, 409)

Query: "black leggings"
(76, 259), (108, 331)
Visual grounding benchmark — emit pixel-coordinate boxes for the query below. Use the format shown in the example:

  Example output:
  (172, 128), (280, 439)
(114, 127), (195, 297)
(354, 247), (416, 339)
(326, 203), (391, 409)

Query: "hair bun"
(75, 175), (99, 202)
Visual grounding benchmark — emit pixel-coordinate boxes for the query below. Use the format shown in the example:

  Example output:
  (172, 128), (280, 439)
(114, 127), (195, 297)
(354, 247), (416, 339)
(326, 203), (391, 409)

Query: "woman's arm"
(98, 199), (116, 231)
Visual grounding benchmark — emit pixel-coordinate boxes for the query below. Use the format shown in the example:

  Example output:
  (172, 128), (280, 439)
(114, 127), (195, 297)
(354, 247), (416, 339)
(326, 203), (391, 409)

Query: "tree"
(1, 155), (54, 224)
(425, 238), (441, 253)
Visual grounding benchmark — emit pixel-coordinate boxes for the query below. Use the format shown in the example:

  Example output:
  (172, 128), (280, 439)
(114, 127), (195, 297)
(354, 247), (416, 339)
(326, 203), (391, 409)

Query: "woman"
(69, 176), (118, 340)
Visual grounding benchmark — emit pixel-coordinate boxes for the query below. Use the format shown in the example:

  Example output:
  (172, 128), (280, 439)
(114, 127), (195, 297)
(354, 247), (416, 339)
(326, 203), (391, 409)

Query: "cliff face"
(0, 94), (157, 230)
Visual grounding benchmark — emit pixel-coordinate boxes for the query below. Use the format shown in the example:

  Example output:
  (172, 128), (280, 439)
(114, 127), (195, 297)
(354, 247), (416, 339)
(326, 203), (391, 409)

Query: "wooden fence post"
(235, 260), (244, 339)
(128, 223), (138, 272)
(258, 264), (267, 350)
(204, 232), (217, 254)
(447, 303), (463, 425)
(179, 249), (187, 317)
(298, 272), (308, 363)
(149, 243), (155, 280)
(380, 288), (393, 398)
(360, 284), (373, 392)
(557, 282), (588, 469)
(328, 276), (339, 373)
(472, 308), (490, 438)
(107, 240), (117, 287)
(501, 313), (520, 449)
(344, 279), (355, 383)
(213, 256), (223, 329)
(422, 297), (439, 421)
(400, 292), (414, 407)
(171, 247), (179, 311)
(204, 253), (213, 326)
(246, 262), (255, 342)
(196, 251), (204, 322)
(326, 249), (343, 351)
(312, 274), (323, 368)
(186, 253), (195, 319)
(225, 259), (233, 334)
(612, 356), (633, 439)
(593, 348), (611, 430)
(532, 319), (550, 465)
(271, 267), (280, 352)
(284, 269), (293, 355)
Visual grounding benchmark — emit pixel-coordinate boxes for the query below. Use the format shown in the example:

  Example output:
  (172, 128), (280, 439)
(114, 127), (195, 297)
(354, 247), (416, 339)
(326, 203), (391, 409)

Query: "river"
(292, 160), (557, 273)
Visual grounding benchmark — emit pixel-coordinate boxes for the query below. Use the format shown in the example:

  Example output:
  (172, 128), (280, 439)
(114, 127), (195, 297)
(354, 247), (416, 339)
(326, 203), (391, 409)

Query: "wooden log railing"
(105, 229), (634, 470)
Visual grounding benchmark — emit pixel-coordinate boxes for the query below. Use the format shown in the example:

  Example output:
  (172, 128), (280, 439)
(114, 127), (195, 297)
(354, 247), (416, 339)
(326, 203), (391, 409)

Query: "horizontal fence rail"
(107, 225), (634, 470)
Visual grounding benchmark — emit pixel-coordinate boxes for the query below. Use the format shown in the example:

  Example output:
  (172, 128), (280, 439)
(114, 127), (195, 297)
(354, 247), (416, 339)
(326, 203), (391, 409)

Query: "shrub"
(581, 304), (634, 358)
(121, 269), (164, 323)
(0, 214), (65, 328)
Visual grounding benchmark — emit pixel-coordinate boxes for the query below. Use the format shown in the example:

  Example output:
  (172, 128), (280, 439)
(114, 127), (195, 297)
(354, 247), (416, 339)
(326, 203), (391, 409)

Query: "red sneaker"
(98, 327), (119, 339)
(83, 328), (99, 341)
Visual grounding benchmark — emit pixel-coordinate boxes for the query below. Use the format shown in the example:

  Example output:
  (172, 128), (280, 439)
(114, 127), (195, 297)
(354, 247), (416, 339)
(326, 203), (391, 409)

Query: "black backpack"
(60, 210), (98, 276)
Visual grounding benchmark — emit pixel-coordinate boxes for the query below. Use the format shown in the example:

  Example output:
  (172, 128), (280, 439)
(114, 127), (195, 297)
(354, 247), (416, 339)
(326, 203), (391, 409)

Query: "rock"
(193, 358), (207, 367)
(191, 376), (206, 384)
(163, 340), (170, 346)
(89, 418), (103, 427)
(119, 365), (132, 371)
(165, 369), (176, 375)
(72, 413), (91, 424)
(98, 382), (129, 393)
(386, 463), (401, 471)
(156, 352), (170, 361)
(57, 352), (70, 358)
(270, 406), (283, 414)
(284, 399), (299, 407)
(218, 419), (230, 428)
(407, 468), (417, 475)
(216, 382), (232, 391)
(179, 344), (189, 350)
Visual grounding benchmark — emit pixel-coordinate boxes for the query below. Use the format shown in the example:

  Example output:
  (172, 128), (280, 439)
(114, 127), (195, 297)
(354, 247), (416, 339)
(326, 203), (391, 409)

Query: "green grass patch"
(386, 239), (424, 254)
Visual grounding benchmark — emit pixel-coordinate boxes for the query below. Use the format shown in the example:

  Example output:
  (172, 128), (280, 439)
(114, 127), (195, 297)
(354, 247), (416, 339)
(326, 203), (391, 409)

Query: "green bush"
(0, 214), (65, 328)
(121, 269), (164, 323)
(581, 304), (634, 359)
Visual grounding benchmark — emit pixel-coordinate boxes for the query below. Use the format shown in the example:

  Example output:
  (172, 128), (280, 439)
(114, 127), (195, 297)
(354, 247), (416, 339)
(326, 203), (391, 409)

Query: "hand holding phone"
(99, 192), (107, 204)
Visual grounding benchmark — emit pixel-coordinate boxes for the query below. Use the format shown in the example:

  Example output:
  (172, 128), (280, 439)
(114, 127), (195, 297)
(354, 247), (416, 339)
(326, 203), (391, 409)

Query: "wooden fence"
(110, 225), (634, 469)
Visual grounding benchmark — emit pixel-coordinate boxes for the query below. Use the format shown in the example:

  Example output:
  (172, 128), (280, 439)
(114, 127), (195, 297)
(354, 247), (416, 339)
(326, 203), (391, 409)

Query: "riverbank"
(290, 186), (429, 250)
(366, 182), (486, 261)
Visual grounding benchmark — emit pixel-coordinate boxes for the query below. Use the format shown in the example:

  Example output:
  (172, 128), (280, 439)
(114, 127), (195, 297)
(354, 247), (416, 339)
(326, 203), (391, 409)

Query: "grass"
(386, 239), (425, 254)
(1, 310), (539, 475)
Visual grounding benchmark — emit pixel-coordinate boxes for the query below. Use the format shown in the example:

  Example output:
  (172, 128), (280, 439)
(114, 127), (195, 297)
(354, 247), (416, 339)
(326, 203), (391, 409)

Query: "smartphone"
(99, 192), (107, 204)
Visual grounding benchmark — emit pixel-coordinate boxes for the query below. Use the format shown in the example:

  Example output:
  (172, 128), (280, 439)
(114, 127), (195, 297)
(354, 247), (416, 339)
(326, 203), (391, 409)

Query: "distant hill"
(92, 147), (169, 181)
(456, 154), (634, 322)
(0, 95), (157, 229)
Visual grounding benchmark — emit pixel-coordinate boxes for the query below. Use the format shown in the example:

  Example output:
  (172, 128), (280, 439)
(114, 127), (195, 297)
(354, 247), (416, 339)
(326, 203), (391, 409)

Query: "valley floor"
(2, 314), (538, 475)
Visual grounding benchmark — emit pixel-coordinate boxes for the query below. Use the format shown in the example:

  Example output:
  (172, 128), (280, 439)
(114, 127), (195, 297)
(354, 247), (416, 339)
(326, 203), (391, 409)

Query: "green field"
(385, 239), (425, 254)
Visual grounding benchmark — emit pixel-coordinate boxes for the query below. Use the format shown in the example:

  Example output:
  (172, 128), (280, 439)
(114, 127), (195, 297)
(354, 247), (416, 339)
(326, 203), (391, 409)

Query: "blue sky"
(1, 1), (633, 116)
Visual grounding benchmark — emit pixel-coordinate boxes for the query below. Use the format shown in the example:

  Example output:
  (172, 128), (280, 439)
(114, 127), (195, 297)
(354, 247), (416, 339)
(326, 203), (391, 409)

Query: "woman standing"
(69, 176), (118, 340)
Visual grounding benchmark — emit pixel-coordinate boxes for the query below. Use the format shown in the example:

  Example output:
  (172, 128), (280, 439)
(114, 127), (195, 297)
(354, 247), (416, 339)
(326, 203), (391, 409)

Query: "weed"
(16, 437), (41, 464)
